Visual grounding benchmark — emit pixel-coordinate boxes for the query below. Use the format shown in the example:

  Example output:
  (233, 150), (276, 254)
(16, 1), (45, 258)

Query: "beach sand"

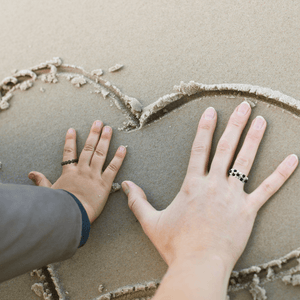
(0, 1), (299, 299)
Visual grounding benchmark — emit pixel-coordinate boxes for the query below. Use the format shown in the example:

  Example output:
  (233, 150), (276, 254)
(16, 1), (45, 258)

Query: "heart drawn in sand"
(1, 58), (300, 300)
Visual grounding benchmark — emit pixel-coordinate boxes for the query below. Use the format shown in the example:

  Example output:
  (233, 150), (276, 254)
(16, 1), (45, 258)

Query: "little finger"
(248, 154), (299, 213)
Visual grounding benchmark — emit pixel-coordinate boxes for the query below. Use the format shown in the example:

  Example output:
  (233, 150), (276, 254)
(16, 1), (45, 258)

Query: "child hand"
(28, 121), (126, 224)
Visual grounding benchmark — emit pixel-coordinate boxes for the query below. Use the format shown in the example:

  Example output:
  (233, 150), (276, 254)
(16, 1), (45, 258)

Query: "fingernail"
(253, 116), (265, 130)
(122, 182), (130, 195)
(104, 126), (111, 133)
(95, 121), (102, 128)
(205, 107), (215, 120)
(286, 154), (298, 167)
(29, 173), (35, 180)
(119, 146), (126, 153)
(68, 128), (74, 134)
(238, 101), (250, 116)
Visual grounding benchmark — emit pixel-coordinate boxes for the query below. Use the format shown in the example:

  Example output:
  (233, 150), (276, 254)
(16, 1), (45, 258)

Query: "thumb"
(28, 171), (52, 188)
(122, 181), (158, 227)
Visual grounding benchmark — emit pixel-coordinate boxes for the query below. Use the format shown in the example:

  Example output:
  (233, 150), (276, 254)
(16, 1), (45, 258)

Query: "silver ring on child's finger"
(228, 169), (248, 184)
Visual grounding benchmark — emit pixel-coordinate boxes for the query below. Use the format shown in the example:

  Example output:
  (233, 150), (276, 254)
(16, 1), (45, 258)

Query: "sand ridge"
(1, 57), (300, 133)
(29, 246), (300, 299)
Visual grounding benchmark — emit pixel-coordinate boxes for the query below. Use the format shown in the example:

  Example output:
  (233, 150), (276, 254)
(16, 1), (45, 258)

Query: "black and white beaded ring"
(229, 169), (248, 183)
(61, 159), (79, 166)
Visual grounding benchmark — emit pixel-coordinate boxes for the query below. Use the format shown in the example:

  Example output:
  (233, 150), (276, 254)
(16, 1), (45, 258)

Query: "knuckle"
(128, 197), (137, 211)
(276, 166), (289, 180)
(262, 181), (274, 194)
(199, 122), (211, 131)
(108, 163), (119, 173)
(63, 146), (73, 154)
(235, 156), (250, 167)
(229, 116), (243, 128)
(76, 166), (89, 177)
(191, 144), (208, 155)
(95, 148), (105, 157)
(216, 139), (231, 153)
(83, 143), (95, 152)
(182, 176), (199, 195)
(246, 132), (260, 142)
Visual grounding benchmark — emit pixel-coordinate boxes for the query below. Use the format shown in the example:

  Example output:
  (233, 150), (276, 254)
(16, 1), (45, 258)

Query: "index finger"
(186, 107), (217, 177)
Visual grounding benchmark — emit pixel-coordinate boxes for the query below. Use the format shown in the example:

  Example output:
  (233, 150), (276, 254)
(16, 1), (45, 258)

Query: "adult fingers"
(122, 181), (159, 231)
(78, 121), (103, 168)
(186, 107), (217, 177)
(62, 127), (78, 172)
(210, 101), (251, 176)
(90, 126), (112, 174)
(248, 154), (299, 213)
(228, 116), (267, 188)
(102, 146), (127, 186)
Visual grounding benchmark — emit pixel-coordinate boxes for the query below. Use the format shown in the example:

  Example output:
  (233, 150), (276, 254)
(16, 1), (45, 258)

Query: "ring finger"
(62, 128), (78, 172)
(229, 115), (267, 187)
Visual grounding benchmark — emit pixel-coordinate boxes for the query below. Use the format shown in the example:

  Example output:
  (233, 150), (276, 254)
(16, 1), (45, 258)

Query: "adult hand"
(28, 121), (126, 224)
(122, 102), (298, 270)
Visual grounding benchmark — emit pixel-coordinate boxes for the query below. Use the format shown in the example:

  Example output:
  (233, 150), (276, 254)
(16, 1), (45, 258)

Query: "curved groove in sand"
(1, 58), (300, 299)
(1, 57), (300, 132)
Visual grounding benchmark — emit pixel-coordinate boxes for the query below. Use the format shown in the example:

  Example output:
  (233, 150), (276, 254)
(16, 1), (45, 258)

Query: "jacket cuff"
(61, 190), (91, 248)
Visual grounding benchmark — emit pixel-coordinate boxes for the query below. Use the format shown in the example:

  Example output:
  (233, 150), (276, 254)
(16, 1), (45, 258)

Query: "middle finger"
(90, 126), (112, 173)
(78, 120), (103, 168)
(210, 101), (251, 176)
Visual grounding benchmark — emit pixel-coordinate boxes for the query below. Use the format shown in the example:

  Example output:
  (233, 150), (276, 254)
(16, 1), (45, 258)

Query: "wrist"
(172, 251), (234, 278)
(68, 191), (95, 224)
(156, 251), (233, 300)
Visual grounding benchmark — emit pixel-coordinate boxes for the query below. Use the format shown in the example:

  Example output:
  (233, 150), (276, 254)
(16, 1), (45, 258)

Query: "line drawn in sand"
(1, 57), (300, 300)
(1, 57), (299, 132)
(29, 248), (300, 300)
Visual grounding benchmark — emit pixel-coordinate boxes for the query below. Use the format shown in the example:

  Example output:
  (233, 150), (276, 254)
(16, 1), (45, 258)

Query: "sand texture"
(0, 60), (300, 299)
(0, 0), (299, 299)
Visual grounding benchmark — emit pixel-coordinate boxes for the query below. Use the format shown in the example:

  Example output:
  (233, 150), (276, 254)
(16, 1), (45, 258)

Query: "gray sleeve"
(0, 183), (82, 284)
